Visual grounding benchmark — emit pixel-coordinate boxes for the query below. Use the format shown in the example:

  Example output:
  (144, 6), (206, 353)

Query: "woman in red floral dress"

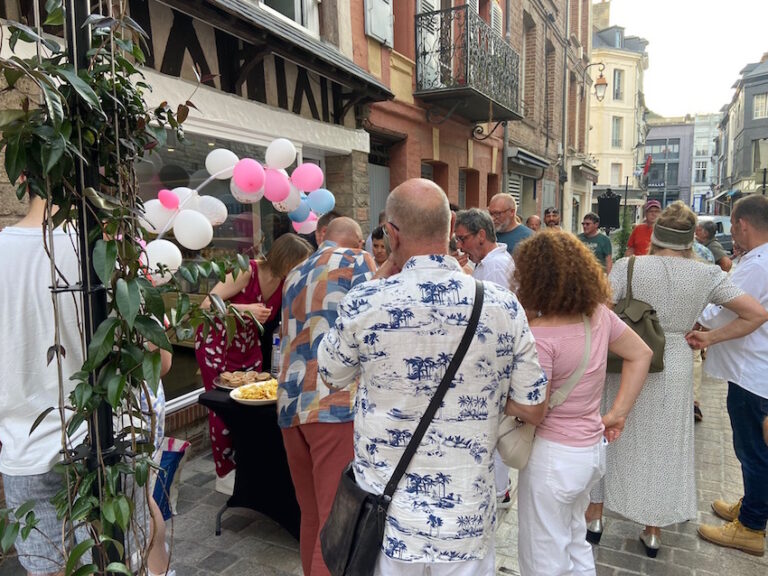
(195, 233), (312, 477)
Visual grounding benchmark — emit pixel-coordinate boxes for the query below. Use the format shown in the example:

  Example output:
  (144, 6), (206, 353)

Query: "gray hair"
(733, 195), (768, 232)
(489, 193), (517, 211)
(698, 220), (717, 241)
(455, 208), (496, 242)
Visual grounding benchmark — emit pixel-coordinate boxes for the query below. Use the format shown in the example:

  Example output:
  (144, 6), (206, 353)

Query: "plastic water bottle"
(270, 324), (281, 378)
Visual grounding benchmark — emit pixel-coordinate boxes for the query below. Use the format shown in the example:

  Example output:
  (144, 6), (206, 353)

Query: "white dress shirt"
(472, 243), (515, 291)
(701, 241), (768, 399)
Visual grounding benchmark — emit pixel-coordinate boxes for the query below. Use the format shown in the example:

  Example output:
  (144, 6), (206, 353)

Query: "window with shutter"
(468, 0), (480, 13)
(459, 170), (467, 208)
(506, 173), (521, 206)
(365, 0), (394, 47)
(490, 1), (503, 37)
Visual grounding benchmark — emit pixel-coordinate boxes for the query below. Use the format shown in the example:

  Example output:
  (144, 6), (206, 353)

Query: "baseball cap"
(644, 200), (662, 211)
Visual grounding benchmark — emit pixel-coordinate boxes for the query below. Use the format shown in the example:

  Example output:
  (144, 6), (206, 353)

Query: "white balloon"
(273, 184), (302, 212)
(205, 149), (239, 179)
(145, 239), (182, 286)
(173, 187), (199, 210)
(140, 199), (176, 234)
(265, 138), (297, 170)
(173, 209), (214, 251)
(196, 195), (229, 225)
(297, 217), (318, 235)
(230, 179), (263, 204)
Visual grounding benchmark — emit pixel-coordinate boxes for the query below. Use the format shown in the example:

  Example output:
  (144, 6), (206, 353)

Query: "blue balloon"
(307, 188), (335, 216)
(288, 200), (311, 222)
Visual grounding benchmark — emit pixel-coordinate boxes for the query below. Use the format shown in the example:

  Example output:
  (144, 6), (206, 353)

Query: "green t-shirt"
(577, 232), (613, 267)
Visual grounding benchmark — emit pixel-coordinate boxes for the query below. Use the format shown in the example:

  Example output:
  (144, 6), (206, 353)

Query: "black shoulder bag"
(320, 280), (485, 576)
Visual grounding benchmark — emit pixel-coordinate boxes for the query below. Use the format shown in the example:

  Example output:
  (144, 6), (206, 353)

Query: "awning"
(508, 146), (551, 168)
(571, 160), (599, 183)
(158, 0), (394, 102)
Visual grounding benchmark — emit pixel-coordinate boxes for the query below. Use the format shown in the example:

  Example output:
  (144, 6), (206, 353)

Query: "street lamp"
(582, 62), (608, 102)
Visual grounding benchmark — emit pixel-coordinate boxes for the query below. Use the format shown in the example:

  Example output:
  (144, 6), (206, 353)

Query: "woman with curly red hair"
(512, 230), (652, 576)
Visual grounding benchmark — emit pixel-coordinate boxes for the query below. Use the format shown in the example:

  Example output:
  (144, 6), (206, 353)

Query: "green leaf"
(178, 264), (198, 285)
(70, 565), (98, 576)
(0, 109), (25, 128)
(44, 6), (64, 26)
(65, 538), (95, 574)
(3, 68), (24, 89)
(14, 501), (35, 519)
(85, 317), (119, 369)
(29, 406), (55, 436)
(66, 413), (86, 437)
(7, 22), (59, 52)
(175, 293), (190, 325)
(39, 80), (64, 128)
(115, 278), (141, 329)
(114, 496), (131, 532)
(0, 521), (19, 553)
(93, 239), (118, 286)
(101, 499), (116, 524)
(4, 133), (26, 183)
(142, 351), (161, 395)
(134, 316), (172, 352)
(73, 381), (93, 410)
(41, 136), (66, 176)
(134, 459), (149, 487)
(55, 67), (102, 111)
(209, 293), (227, 315)
(104, 563), (132, 575)
(139, 282), (166, 324)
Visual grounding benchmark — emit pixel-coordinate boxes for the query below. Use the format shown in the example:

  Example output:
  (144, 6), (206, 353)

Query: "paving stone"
(199, 550), (239, 572)
(185, 472), (217, 487)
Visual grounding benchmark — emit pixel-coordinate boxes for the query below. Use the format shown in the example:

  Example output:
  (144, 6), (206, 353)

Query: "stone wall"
(325, 151), (371, 235)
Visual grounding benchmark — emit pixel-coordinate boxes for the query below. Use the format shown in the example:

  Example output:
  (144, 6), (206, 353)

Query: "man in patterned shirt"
(278, 216), (376, 576)
(318, 179), (548, 575)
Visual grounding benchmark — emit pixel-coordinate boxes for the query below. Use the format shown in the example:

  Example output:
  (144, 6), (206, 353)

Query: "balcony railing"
(415, 5), (521, 122)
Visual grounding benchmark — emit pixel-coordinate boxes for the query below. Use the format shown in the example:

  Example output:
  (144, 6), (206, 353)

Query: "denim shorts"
(2, 469), (89, 574)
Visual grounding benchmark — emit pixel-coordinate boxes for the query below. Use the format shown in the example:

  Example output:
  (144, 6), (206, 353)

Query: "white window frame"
(612, 68), (624, 101)
(754, 92), (768, 120)
(694, 160), (707, 183)
(260, 0), (320, 37)
(611, 116), (623, 148)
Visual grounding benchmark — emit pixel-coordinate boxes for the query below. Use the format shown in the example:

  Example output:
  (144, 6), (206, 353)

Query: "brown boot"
(698, 520), (766, 557)
(712, 498), (742, 522)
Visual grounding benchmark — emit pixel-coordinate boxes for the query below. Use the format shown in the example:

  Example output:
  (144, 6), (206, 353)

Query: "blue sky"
(606, 0), (768, 116)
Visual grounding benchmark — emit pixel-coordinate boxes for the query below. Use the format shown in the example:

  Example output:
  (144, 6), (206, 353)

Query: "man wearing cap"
(626, 200), (661, 256)
(543, 207), (561, 229)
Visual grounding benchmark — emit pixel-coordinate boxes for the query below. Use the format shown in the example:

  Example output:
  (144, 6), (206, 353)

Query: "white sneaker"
(214, 470), (235, 496)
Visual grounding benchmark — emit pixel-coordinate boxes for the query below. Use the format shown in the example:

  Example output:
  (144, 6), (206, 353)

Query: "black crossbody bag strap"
(381, 279), (484, 499)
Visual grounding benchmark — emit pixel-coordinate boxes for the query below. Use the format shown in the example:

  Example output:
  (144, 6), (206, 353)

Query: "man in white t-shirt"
(454, 208), (517, 508)
(694, 194), (768, 556)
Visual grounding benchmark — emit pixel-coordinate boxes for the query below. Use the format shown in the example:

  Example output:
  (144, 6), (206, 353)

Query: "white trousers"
(518, 436), (605, 576)
(374, 544), (495, 575)
(494, 450), (510, 496)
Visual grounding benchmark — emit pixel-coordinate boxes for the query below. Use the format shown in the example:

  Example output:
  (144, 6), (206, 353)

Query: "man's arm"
(604, 253), (613, 276)
(716, 255), (732, 273)
(317, 298), (361, 390)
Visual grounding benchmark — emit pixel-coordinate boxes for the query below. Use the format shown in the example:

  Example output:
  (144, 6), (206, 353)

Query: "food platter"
(229, 380), (278, 406)
(215, 371), (272, 390)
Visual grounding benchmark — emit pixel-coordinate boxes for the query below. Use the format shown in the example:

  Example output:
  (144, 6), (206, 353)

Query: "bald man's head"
(386, 179), (450, 243)
(323, 216), (364, 249)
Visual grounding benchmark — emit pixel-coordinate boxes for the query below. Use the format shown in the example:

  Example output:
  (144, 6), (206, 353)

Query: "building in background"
(588, 0), (648, 223)
(644, 116), (694, 207)
(690, 113), (721, 213)
(508, 0), (596, 232)
(710, 52), (768, 214)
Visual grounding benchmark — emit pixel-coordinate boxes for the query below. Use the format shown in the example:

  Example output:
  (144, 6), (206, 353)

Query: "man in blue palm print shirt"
(318, 179), (548, 575)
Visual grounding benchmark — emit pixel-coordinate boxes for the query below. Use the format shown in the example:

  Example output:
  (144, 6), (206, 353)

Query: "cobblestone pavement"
(1, 373), (766, 575)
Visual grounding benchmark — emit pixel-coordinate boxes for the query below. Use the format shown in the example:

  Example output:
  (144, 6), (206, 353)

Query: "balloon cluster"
(140, 138), (336, 285)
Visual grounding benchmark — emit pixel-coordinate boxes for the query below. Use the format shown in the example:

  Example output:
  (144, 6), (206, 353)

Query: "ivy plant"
(0, 1), (254, 573)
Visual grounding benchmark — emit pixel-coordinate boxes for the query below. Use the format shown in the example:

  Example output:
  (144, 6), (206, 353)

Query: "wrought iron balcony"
(415, 5), (521, 123)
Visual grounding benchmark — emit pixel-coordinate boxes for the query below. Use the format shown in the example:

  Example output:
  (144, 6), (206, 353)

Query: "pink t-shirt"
(531, 304), (627, 447)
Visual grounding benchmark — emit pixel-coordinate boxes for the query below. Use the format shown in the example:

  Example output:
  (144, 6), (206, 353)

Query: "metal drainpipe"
(502, 0), (512, 198)
(560, 0), (569, 215)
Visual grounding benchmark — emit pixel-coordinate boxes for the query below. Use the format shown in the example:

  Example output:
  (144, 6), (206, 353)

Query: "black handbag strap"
(382, 279), (484, 499)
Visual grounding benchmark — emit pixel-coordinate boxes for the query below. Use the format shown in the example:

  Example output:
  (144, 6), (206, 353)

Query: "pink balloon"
(157, 188), (179, 210)
(291, 163), (324, 192)
(263, 169), (291, 202)
(292, 212), (318, 234)
(232, 158), (265, 194)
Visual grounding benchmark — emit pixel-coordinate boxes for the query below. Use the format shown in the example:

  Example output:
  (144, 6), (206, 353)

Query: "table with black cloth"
(198, 389), (300, 540)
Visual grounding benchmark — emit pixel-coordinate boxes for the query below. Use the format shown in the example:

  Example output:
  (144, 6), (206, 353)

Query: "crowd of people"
(6, 179), (768, 576)
(191, 182), (768, 575)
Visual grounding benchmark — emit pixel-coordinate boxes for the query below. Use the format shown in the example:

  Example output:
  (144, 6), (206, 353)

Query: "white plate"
(229, 387), (277, 406)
